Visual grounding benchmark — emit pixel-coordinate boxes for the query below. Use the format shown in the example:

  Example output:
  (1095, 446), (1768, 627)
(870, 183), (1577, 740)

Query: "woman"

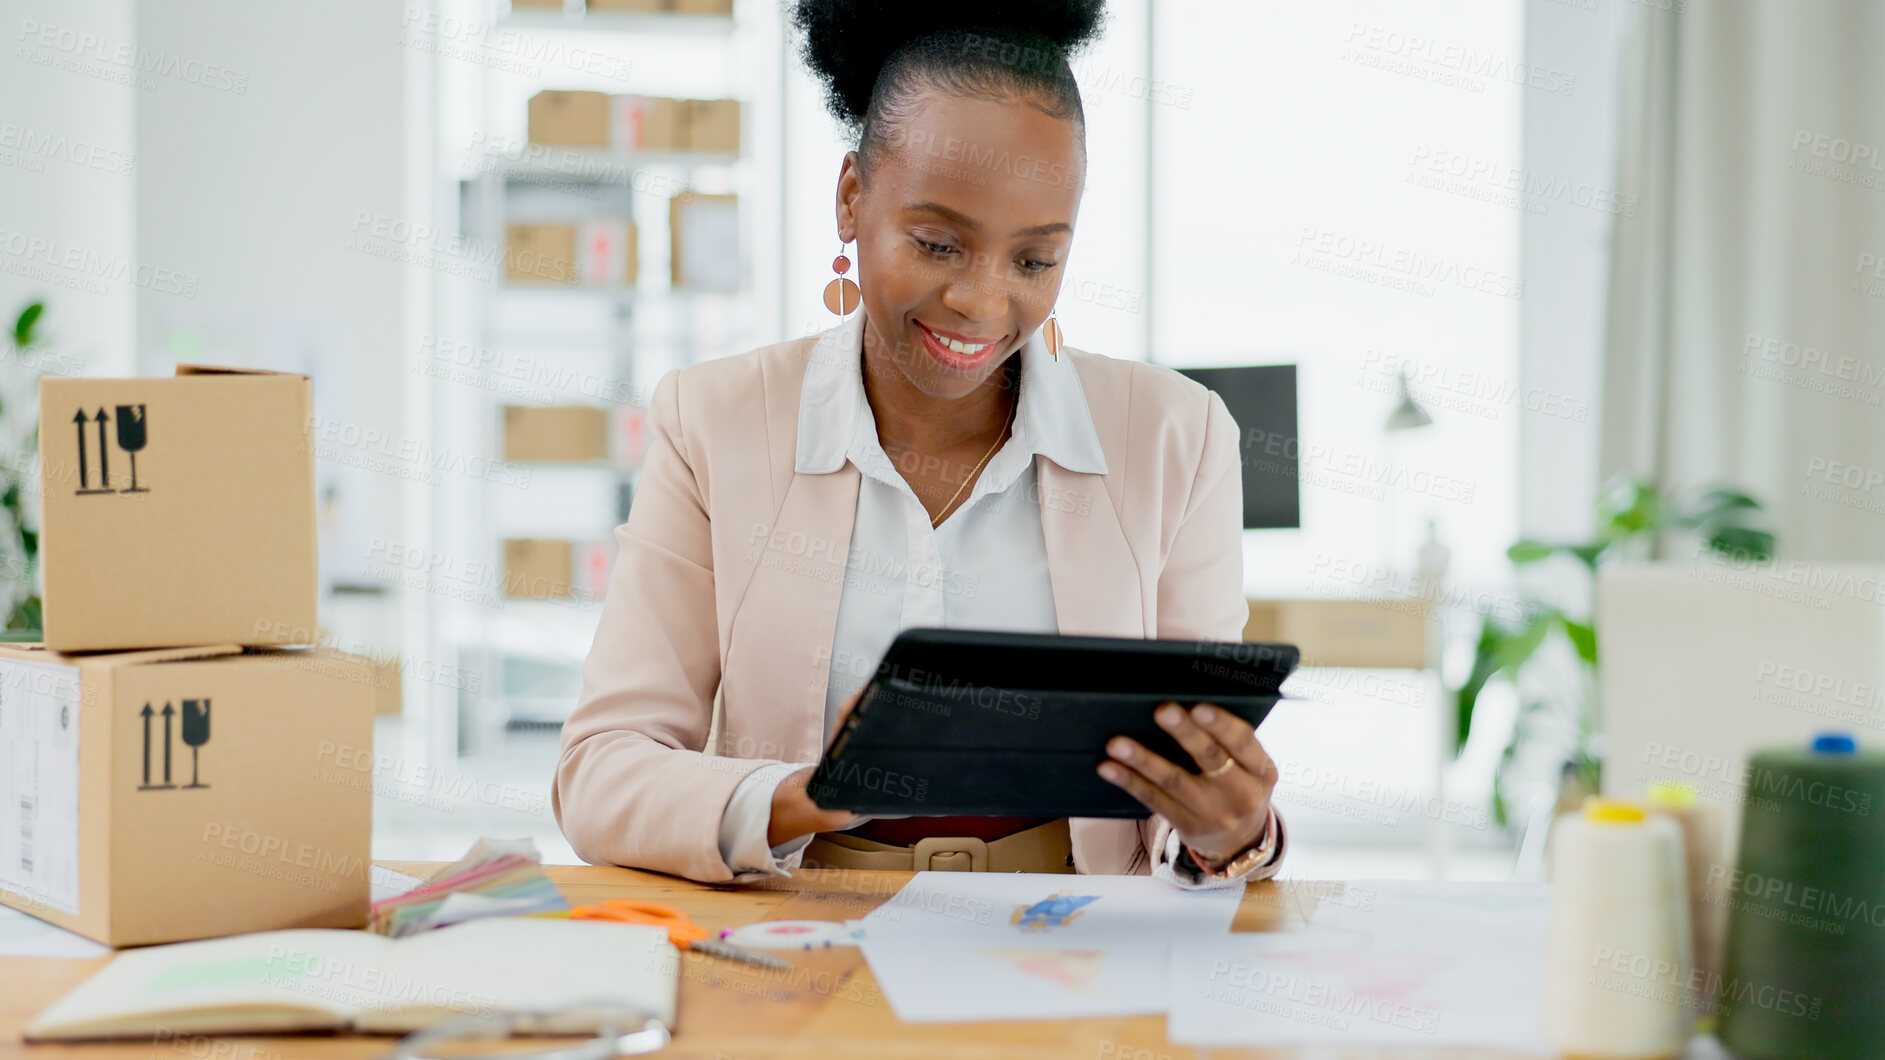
(554, 0), (1288, 888)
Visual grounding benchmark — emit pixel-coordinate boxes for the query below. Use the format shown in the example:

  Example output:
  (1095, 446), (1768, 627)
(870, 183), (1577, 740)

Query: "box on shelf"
(577, 220), (638, 286)
(505, 223), (578, 285)
(37, 366), (318, 653)
(586, 0), (668, 11)
(504, 539), (575, 600)
(526, 90), (610, 147)
(610, 95), (685, 152)
(574, 541), (615, 598)
(501, 405), (610, 462)
(685, 99), (740, 152)
(670, 192), (740, 291)
(668, 0), (734, 12)
(0, 643), (377, 947)
(617, 404), (647, 466)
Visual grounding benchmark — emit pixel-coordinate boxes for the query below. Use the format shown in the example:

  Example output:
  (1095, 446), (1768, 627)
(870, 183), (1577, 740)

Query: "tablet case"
(807, 628), (1299, 818)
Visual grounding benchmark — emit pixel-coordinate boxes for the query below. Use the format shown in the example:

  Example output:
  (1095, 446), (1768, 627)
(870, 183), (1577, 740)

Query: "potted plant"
(1452, 477), (1775, 826)
(1, 301), (46, 639)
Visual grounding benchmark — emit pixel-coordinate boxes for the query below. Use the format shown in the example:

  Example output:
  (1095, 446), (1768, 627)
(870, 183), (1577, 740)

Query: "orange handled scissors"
(568, 899), (709, 947)
(566, 899), (787, 970)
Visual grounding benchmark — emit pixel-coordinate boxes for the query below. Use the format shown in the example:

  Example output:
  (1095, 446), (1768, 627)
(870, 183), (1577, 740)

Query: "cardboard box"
(505, 223), (578, 285)
(501, 405), (610, 462)
(574, 540), (615, 598)
(0, 643), (377, 947)
(577, 220), (637, 286)
(610, 95), (685, 152)
(1242, 597), (1431, 670)
(508, 0), (567, 8)
(670, 193), (740, 291)
(526, 90), (610, 147)
(685, 99), (741, 153)
(504, 539), (575, 599)
(37, 366), (318, 653)
(586, 0), (667, 11)
(669, 0), (734, 13)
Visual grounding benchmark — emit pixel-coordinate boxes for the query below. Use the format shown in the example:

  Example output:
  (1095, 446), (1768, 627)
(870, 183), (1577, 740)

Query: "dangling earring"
(823, 241), (860, 318)
(1042, 309), (1064, 362)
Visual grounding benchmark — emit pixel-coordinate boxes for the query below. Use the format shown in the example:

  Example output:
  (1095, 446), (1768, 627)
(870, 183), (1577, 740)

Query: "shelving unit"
(420, 0), (772, 763)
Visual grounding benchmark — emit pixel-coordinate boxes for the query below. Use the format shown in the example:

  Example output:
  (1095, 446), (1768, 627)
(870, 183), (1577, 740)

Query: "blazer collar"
(794, 309), (1110, 480)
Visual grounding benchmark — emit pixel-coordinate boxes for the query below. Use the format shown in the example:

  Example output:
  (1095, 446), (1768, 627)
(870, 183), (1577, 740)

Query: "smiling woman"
(553, 0), (1290, 890)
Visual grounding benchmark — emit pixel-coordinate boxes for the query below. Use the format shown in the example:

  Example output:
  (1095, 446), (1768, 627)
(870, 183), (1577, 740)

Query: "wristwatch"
(1182, 805), (1277, 882)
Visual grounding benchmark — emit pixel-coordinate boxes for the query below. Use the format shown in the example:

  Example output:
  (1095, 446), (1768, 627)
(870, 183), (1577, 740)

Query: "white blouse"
(713, 315), (1271, 888)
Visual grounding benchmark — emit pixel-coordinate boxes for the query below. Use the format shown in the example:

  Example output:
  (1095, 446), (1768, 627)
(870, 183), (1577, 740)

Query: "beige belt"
(803, 818), (1075, 874)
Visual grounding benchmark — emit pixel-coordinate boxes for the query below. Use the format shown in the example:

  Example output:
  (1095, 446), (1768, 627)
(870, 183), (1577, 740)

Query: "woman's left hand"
(1097, 701), (1277, 871)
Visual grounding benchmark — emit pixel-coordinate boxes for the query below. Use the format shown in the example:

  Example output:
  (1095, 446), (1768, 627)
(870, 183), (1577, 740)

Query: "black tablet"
(807, 628), (1298, 818)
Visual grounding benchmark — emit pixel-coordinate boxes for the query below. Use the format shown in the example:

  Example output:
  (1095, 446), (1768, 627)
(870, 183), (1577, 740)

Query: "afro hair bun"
(790, 0), (1107, 128)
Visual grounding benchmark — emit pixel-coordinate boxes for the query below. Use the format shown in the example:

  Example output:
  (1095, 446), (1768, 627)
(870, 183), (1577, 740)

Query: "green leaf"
(5, 595), (41, 634)
(1568, 544), (1607, 568)
(1494, 612), (1554, 672)
(1674, 486), (1762, 527)
(1507, 539), (1554, 564)
(1453, 625), (1506, 757)
(12, 302), (43, 347)
(1558, 616), (1598, 665)
(1597, 477), (1662, 540)
(1708, 526), (1773, 564)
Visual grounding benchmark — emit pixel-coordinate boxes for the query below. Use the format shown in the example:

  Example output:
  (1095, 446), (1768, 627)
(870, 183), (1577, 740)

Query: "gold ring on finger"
(1202, 757), (1237, 778)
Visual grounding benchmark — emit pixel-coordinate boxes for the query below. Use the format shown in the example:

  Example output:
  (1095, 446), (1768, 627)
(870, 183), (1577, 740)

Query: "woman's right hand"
(766, 685), (866, 847)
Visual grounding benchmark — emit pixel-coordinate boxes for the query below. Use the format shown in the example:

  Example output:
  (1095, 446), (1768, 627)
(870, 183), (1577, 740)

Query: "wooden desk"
(2, 864), (1534, 1060)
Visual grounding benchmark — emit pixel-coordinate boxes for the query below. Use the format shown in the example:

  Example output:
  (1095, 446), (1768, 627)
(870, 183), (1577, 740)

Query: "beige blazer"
(554, 319), (1262, 883)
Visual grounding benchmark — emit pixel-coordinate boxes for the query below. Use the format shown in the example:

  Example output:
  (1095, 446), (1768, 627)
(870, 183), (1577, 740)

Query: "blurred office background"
(2, 0), (1880, 879)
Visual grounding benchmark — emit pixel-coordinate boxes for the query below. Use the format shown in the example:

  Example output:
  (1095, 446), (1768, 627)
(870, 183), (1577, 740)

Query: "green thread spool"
(1717, 733), (1885, 1059)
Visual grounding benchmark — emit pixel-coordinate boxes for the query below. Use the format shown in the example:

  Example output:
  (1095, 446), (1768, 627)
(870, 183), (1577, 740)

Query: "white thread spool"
(1544, 798), (1693, 1059)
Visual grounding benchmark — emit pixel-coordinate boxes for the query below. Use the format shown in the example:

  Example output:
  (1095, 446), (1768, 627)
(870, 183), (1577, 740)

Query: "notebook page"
(356, 918), (677, 1033)
(27, 929), (392, 1038)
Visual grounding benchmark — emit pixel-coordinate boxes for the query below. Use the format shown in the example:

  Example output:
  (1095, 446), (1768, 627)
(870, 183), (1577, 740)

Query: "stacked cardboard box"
(0, 365), (379, 946)
(501, 404), (611, 462)
(528, 91), (740, 153)
(584, 0), (732, 15)
(505, 222), (637, 287)
(502, 539), (616, 600)
(670, 192), (740, 291)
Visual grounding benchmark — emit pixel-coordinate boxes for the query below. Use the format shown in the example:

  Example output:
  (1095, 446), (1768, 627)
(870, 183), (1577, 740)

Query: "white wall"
(1518, 0), (1628, 543)
(0, 0), (138, 381)
(131, 0), (411, 602)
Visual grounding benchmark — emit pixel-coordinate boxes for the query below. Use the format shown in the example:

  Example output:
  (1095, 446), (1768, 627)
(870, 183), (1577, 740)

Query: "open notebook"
(27, 918), (676, 1040)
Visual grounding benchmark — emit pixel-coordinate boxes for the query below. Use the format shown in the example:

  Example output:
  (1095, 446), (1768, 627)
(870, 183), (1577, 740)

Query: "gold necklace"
(930, 394), (1017, 529)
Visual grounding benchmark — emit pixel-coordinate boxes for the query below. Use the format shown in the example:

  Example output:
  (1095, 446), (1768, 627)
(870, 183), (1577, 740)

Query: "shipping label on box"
(609, 95), (684, 152)
(0, 658), (83, 916)
(527, 90), (610, 147)
(670, 192), (740, 291)
(0, 643), (377, 947)
(577, 220), (637, 286)
(574, 540), (615, 598)
(37, 366), (319, 652)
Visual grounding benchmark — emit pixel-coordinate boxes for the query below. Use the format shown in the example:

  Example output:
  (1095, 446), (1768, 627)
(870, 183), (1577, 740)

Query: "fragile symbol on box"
(71, 404), (151, 495)
(138, 699), (210, 791)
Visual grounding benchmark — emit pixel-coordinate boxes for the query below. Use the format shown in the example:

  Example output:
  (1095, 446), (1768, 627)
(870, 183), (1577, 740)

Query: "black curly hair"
(790, 0), (1107, 175)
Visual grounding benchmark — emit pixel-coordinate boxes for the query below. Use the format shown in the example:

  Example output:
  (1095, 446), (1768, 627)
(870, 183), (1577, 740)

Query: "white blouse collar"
(794, 308), (1110, 479)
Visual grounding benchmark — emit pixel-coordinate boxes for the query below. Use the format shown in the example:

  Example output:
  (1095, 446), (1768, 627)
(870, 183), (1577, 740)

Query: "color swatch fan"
(369, 837), (569, 937)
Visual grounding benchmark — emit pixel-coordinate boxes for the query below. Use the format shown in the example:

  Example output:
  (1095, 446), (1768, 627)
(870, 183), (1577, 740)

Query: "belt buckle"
(911, 836), (989, 872)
